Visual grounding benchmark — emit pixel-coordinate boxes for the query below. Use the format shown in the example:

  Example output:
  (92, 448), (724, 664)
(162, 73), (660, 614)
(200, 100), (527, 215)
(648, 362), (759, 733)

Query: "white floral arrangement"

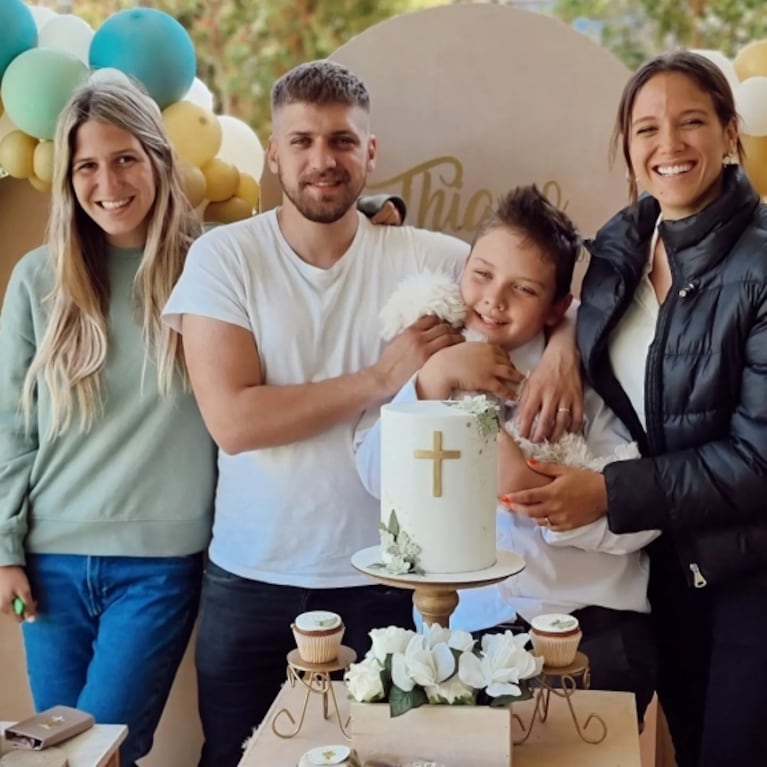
(344, 624), (543, 717)
(445, 394), (501, 440)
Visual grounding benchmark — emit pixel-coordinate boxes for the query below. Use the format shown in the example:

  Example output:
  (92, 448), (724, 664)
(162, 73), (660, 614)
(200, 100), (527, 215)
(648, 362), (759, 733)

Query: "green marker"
(12, 596), (25, 617)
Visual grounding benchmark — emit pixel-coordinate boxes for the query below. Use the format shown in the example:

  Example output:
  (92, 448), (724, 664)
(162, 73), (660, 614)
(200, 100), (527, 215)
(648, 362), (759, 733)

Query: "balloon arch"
(0, 0), (264, 223)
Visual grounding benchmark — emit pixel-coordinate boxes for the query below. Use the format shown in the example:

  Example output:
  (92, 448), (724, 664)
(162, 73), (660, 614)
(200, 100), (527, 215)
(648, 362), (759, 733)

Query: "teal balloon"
(1, 48), (88, 140)
(89, 9), (196, 109)
(0, 0), (37, 79)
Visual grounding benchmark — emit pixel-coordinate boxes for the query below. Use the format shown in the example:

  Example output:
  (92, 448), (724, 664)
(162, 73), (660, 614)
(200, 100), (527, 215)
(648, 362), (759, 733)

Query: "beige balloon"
(162, 101), (222, 169)
(741, 134), (767, 196)
(0, 131), (38, 179)
(33, 140), (55, 184)
(205, 196), (253, 224)
(734, 40), (767, 81)
(178, 160), (207, 208)
(28, 175), (52, 193)
(202, 158), (239, 202)
(236, 173), (260, 211)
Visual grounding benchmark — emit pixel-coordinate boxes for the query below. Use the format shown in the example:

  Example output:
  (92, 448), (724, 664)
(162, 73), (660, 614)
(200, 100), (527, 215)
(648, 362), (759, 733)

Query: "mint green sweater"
(0, 246), (216, 565)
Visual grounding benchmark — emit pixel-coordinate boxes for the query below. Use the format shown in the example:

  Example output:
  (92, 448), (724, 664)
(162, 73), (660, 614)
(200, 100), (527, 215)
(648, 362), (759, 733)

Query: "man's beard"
(279, 167), (365, 224)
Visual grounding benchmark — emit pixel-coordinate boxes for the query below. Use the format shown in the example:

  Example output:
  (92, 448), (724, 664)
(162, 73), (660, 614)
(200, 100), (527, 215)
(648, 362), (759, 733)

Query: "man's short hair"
(474, 185), (581, 301)
(271, 60), (370, 112)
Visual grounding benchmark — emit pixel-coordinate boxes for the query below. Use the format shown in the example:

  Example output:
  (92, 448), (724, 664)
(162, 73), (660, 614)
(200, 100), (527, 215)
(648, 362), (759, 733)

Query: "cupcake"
(530, 613), (582, 668)
(292, 610), (345, 663)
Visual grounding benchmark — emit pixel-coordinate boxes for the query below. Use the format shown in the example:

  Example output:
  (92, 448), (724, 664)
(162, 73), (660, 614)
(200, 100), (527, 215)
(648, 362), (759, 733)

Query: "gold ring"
(557, 407), (571, 414)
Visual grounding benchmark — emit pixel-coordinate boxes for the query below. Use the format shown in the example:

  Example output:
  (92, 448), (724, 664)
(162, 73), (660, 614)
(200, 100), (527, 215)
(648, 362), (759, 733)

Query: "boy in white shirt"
(356, 185), (658, 721)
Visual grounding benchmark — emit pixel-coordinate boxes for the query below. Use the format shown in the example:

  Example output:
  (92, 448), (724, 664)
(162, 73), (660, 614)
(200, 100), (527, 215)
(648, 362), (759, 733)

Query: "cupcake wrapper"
(531, 630), (582, 668)
(293, 625), (345, 663)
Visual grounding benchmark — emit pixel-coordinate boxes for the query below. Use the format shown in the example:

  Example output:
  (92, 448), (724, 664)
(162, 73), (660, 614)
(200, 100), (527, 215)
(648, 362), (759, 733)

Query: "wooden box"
(350, 701), (512, 767)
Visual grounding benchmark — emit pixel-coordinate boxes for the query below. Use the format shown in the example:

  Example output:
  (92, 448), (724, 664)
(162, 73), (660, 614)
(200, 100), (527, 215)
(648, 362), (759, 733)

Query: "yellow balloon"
(741, 134), (767, 196)
(162, 101), (222, 168)
(0, 130), (37, 178)
(236, 173), (260, 211)
(29, 175), (52, 193)
(205, 196), (253, 224)
(177, 160), (207, 208)
(33, 140), (55, 184)
(202, 158), (239, 202)
(735, 40), (767, 81)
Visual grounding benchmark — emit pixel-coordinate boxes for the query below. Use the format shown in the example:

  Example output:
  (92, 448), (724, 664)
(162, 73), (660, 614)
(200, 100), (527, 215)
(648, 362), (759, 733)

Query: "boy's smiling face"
(460, 226), (571, 351)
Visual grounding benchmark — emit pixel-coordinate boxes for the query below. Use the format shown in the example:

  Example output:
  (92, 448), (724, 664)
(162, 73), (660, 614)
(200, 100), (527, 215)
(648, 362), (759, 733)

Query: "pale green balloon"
(1, 48), (88, 140)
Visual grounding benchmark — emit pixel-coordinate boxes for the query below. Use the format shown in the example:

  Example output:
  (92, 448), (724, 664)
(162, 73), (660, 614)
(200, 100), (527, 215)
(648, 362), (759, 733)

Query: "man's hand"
(0, 566), (36, 623)
(416, 342), (524, 400)
(516, 318), (583, 442)
(371, 315), (464, 398)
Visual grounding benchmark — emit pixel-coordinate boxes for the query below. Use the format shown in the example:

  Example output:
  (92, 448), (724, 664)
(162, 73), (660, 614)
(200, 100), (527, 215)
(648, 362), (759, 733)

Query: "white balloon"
(690, 49), (740, 94)
(217, 115), (264, 180)
(26, 5), (57, 33)
(184, 77), (215, 111)
(89, 68), (133, 87)
(38, 14), (94, 64)
(735, 76), (767, 136)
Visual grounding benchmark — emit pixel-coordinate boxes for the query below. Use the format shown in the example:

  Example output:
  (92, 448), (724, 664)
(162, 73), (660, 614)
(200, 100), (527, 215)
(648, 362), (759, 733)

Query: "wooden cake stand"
(351, 546), (525, 627)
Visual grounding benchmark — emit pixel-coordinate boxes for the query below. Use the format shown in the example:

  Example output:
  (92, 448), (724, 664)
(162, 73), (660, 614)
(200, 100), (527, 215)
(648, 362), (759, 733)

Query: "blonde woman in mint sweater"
(0, 81), (216, 767)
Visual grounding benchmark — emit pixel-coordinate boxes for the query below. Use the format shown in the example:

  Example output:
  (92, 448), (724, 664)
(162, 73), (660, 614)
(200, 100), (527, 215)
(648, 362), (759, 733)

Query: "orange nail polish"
(527, 458), (538, 465)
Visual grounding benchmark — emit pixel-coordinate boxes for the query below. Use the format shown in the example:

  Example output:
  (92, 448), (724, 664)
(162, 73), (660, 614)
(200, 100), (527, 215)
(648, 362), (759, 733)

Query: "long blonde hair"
(21, 80), (202, 437)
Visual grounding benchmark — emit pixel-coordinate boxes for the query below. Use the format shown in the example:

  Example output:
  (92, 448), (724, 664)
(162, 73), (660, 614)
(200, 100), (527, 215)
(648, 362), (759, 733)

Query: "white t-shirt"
(356, 334), (658, 630)
(164, 210), (468, 587)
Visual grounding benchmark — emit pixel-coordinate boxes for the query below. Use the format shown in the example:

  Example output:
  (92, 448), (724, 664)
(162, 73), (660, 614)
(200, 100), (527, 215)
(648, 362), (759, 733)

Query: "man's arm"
(182, 313), (463, 454)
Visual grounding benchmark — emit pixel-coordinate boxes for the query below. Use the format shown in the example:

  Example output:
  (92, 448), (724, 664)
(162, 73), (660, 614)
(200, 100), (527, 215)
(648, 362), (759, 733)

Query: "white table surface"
(1, 723), (126, 767)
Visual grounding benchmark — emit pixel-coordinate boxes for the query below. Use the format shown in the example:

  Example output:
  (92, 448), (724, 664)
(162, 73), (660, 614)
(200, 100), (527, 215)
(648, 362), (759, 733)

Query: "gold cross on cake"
(414, 430), (461, 497)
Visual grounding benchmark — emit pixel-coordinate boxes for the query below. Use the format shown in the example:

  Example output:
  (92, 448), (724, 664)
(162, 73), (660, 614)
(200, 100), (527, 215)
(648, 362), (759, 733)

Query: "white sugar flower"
(344, 656), (384, 702)
(369, 626), (417, 663)
(458, 631), (542, 698)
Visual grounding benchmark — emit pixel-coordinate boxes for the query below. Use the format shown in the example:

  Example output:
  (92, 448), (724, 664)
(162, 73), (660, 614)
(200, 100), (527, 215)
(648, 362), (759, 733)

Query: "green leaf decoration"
(389, 684), (428, 717)
(388, 510), (400, 537)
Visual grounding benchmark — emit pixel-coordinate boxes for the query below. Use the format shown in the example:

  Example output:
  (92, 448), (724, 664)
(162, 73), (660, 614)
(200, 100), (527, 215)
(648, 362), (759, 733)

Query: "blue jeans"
(195, 562), (414, 767)
(22, 553), (202, 767)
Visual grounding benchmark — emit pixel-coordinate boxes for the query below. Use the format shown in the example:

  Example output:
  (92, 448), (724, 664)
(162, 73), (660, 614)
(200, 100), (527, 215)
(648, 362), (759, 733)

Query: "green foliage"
(555, 0), (767, 67)
(389, 682), (428, 717)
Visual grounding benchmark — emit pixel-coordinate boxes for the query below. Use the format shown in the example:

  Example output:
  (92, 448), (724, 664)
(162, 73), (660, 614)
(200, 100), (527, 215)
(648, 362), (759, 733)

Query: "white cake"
(380, 399), (498, 574)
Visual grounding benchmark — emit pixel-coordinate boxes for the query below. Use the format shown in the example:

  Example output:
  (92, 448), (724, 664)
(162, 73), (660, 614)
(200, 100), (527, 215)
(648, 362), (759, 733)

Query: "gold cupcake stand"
(271, 546), (607, 747)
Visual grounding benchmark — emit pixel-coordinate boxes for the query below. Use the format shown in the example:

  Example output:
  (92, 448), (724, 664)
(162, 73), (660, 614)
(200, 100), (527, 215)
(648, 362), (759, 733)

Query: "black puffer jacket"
(577, 166), (767, 588)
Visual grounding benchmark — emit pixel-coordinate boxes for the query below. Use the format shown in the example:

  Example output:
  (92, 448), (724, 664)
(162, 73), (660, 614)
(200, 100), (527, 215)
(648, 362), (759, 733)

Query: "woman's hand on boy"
(501, 460), (607, 531)
(415, 341), (523, 400)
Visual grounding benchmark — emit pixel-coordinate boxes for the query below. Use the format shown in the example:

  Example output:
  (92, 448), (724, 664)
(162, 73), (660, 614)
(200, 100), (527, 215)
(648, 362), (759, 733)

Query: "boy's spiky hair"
(475, 185), (581, 300)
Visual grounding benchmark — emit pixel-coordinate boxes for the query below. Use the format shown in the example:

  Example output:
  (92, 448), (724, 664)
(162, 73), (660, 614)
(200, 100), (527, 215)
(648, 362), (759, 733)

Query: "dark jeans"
(649, 539), (767, 767)
(478, 604), (656, 724)
(195, 561), (414, 767)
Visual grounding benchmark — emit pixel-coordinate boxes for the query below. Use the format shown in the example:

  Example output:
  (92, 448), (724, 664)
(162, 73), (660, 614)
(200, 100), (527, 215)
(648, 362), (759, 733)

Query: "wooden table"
(1, 723), (126, 767)
(239, 681), (641, 767)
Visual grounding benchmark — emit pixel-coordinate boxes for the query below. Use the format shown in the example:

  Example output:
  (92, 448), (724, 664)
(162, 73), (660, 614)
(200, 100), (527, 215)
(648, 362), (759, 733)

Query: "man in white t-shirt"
(163, 60), (528, 767)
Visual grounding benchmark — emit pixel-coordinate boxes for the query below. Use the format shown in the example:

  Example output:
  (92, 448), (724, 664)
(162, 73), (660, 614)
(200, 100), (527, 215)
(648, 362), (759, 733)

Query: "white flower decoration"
(458, 631), (543, 698)
(344, 656), (385, 702)
(369, 626), (417, 663)
(392, 634), (455, 691)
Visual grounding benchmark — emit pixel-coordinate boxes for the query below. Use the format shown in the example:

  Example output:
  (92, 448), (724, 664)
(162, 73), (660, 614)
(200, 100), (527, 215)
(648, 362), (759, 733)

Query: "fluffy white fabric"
(379, 272), (466, 341)
(379, 272), (639, 469)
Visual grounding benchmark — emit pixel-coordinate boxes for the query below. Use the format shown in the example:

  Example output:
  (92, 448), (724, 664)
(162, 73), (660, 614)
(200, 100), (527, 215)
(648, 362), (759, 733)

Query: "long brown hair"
(611, 50), (744, 204)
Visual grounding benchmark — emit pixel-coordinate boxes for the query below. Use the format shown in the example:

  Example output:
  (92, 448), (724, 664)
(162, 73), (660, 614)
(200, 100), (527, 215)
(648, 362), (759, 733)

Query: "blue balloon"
(89, 8), (196, 109)
(0, 0), (37, 79)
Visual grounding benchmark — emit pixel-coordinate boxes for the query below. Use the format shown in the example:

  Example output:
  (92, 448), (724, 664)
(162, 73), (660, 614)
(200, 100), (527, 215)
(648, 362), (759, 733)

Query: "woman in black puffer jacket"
(505, 51), (767, 767)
